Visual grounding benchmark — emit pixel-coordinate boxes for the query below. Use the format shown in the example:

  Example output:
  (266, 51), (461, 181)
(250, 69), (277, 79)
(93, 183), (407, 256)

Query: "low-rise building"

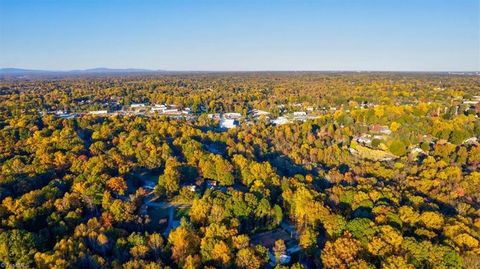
(356, 135), (372, 145)
(163, 108), (180, 114)
(223, 112), (242, 119)
(130, 103), (146, 108)
(293, 111), (307, 116)
(185, 185), (197, 192)
(272, 116), (291, 125)
(251, 109), (270, 118)
(370, 124), (392, 135)
(207, 113), (221, 120)
(206, 180), (218, 189)
(151, 104), (167, 112)
(89, 110), (108, 115)
(220, 118), (239, 129)
(463, 137), (478, 145)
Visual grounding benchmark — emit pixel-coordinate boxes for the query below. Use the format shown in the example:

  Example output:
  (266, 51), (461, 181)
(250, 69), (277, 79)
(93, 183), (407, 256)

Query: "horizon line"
(1, 67), (479, 73)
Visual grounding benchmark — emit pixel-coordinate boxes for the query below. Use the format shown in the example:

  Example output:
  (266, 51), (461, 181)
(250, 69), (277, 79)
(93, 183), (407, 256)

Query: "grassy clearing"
(350, 141), (397, 161)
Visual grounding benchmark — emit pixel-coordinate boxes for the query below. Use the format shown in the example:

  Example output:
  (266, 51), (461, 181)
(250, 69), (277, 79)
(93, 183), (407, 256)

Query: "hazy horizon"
(1, 0), (479, 71)
(1, 67), (480, 73)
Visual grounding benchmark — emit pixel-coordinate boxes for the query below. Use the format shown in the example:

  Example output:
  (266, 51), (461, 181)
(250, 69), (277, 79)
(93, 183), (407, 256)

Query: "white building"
(163, 108), (180, 114)
(207, 113), (221, 120)
(223, 112), (242, 119)
(151, 104), (167, 112)
(89, 110), (108, 115)
(356, 135), (372, 145)
(185, 185), (197, 192)
(251, 109), (270, 118)
(272, 116), (291, 125)
(143, 181), (156, 191)
(220, 118), (239, 129)
(463, 137), (478, 145)
(293, 111), (307, 116)
(130, 103), (146, 108)
(59, 113), (76, 119)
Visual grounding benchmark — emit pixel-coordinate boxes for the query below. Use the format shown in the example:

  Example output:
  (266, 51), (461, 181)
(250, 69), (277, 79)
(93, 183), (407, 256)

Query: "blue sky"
(0, 0), (478, 71)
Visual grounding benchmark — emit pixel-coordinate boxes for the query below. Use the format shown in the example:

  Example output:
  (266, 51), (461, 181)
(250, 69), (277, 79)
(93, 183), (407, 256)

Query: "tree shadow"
(266, 152), (310, 177)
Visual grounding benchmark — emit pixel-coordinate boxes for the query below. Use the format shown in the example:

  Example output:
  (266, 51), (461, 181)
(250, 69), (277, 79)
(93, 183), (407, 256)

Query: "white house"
(185, 185), (197, 192)
(463, 137), (478, 145)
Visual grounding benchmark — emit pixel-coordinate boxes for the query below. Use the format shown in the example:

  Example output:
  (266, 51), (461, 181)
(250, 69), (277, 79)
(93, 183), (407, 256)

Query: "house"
(185, 185), (197, 192)
(463, 137), (478, 145)
(370, 124), (392, 135)
(268, 253), (291, 265)
(207, 113), (221, 120)
(206, 180), (218, 189)
(355, 135), (372, 145)
(410, 146), (425, 154)
(220, 118), (239, 129)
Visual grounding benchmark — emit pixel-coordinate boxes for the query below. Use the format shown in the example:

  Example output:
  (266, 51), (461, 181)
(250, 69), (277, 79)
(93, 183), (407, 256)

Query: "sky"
(0, 0), (478, 71)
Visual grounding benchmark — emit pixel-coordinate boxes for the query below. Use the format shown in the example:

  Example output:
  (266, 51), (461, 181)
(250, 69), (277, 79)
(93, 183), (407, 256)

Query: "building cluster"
(45, 102), (326, 130)
(354, 124), (392, 147)
(130, 103), (191, 116)
(462, 96), (480, 114)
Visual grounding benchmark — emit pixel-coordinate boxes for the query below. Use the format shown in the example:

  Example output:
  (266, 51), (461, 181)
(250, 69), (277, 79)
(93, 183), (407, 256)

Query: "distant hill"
(0, 67), (163, 77)
(0, 68), (53, 75)
(71, 68), (156, 74)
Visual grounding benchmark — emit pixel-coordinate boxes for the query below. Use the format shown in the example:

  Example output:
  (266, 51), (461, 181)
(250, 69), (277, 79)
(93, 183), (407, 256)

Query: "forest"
(0, 72), (479, 268)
